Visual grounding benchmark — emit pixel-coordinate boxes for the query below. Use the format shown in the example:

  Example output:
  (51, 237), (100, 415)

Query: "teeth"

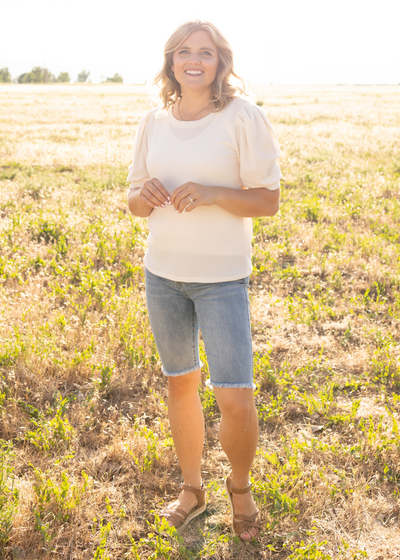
(185, 70), (203, 75)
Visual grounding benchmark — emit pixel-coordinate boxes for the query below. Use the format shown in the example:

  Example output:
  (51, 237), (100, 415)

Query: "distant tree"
(56, 72), (70, 83)
(106, 73), (123, 83)
(43, 68), (55, 83)
(17, 73), (28, 83)
(43, 70), (52, 82)
(31, 67), (45, 83)
(17, 67), (55, 83)
(77, 70), (90, 83)
(0, 68), (11, 83)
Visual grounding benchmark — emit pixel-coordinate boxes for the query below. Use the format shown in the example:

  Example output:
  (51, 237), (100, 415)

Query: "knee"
(222, 398), (255, 432)
(168, 371), (200, 399)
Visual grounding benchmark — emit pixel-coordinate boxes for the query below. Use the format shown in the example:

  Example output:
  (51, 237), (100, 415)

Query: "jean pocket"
(237, 276), (250, 285)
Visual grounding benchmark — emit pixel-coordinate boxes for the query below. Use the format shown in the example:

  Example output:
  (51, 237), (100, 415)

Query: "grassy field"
(0, 83), (400, 559)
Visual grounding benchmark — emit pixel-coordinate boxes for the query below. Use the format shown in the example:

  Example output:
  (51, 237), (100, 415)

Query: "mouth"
(185, 70), (204, 76)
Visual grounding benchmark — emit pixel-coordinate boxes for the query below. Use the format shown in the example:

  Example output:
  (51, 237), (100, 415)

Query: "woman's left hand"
(170, 182), (217, 213)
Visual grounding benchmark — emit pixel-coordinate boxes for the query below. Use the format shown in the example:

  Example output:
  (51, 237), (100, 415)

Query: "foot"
(161, 484), (203, 530)
(231, 488), (259, 541)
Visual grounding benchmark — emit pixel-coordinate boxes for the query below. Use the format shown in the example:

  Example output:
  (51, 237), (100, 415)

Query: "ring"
(188, 196), (193, 203)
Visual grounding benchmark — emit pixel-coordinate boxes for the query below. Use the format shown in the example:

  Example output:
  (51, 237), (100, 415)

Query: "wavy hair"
(153, 20), (247, 112)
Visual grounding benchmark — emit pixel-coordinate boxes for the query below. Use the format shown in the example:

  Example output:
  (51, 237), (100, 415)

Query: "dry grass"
(0, 83), (400, 559)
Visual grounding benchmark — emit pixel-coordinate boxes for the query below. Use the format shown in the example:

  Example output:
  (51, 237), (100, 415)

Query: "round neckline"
(168, 106), (218, 128)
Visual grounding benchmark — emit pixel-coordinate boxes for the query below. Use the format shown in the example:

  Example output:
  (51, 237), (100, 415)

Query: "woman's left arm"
(212, 184), (279, 217)
(170, 182), (280, 218)
(171, 104), (282, 217)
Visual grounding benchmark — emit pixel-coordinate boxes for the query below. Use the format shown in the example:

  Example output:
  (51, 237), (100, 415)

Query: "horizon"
(1, 83), (400, 88)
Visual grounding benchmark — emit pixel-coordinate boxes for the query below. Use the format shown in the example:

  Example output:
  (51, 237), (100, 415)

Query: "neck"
(179, 88), (211, 113)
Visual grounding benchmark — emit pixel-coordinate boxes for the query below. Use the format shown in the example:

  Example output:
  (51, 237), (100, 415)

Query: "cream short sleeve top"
(127, 97), (281, 282)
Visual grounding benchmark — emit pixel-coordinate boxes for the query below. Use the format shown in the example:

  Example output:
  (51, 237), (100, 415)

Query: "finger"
(144, 180), (169, 207)
(151, 178), (170, 203)
(174, 192), (188, 211)
(184, 199), (200, 213)
(174, 188), (195, 210)
(184, 201), (200, 212)
(146, 185), (167, 207)
(147, 183), (169, 206)
(175, 192), (189, 212)
(177, 195), (195, 213)
(140, 193), (158, 209)
(140, 190), (160, 209)
(170, 183), (190, 205)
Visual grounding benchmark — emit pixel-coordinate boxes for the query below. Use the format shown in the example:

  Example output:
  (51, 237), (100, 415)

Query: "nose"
(188, 53), (201, 64)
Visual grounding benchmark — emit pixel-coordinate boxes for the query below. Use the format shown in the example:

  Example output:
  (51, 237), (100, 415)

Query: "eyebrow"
(178, 45), (215, 52)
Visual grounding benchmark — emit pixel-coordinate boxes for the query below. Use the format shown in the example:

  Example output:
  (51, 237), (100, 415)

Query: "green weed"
(23, 393), (75, 453)
(126, 421), (162, 473)
(93, 364), (114, 393)
(288, 540), (331, 559)
(201, 386), (218, 418)
(34, 510), (56, 552)
(33, 467), (91, 523)
(0, 441), (19, 552)
(93, 518), (112, 560)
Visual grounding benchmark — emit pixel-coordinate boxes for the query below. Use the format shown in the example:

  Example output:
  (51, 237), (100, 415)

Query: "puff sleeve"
(126, 108), (155, 193)
(234, 103), (281, 190)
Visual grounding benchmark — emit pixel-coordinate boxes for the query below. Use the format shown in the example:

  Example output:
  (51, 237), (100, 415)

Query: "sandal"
(225, 474), (261, 542)
(158, 483), (206, 533)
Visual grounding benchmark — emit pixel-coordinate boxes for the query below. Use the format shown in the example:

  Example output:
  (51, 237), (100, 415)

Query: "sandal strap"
(226, 475), (252, 495)
(225, 475), (260, 541)
(158, 484), (206, 530)
(231, 483), (252, 494)
(180, 483), (205, 508)
(159, 507), (187, 529)
(233, 511), (261, 535)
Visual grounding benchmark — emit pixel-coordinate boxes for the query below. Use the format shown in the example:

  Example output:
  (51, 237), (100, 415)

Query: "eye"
(179, 50), (189, 54)
(203, 51), (212, 56)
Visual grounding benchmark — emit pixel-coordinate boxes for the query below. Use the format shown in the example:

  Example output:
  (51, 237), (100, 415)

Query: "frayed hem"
(205, 379), (256, 390)
(162, 362), (203, 377)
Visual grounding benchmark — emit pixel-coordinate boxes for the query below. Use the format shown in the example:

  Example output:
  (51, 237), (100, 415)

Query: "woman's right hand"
(139, 178), (171, 209)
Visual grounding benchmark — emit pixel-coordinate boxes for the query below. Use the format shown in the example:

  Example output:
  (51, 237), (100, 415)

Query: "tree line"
(0, 68), (123, 84)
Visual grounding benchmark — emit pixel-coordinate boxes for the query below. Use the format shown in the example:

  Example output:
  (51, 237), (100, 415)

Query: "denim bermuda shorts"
(145, 268), (255, 389)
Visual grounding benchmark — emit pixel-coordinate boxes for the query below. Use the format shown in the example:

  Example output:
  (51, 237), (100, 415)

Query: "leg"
(166, 368), (205, 517)
(214, 387), (259, 541)
(144, 270), (205, 526)
(186, 278), (258, 539)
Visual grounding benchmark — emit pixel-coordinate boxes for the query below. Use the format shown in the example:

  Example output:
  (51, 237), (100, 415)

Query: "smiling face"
(171, 30), (219, 96)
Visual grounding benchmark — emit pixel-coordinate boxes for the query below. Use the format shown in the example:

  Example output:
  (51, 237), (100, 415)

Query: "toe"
(240, 528), (259, 541)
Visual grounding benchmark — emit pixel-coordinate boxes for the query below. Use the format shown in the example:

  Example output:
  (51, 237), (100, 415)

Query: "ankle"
(182, 480), (202, 490)
(231, 476), (251, 490)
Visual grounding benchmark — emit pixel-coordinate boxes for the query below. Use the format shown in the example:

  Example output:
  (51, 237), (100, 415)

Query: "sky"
(1, 0), (399, 85)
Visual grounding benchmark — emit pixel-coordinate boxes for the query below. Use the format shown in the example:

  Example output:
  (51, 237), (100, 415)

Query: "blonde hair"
(153, 20), (247, 112)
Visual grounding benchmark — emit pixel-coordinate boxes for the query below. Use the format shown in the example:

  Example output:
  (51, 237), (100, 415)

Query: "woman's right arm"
(128, 187), (152, 217)
(127, 109), (170, 218)
(128, 179), (171, 218)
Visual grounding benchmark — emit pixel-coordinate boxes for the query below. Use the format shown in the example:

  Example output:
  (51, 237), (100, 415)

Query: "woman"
(127, 20), (281, 542)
